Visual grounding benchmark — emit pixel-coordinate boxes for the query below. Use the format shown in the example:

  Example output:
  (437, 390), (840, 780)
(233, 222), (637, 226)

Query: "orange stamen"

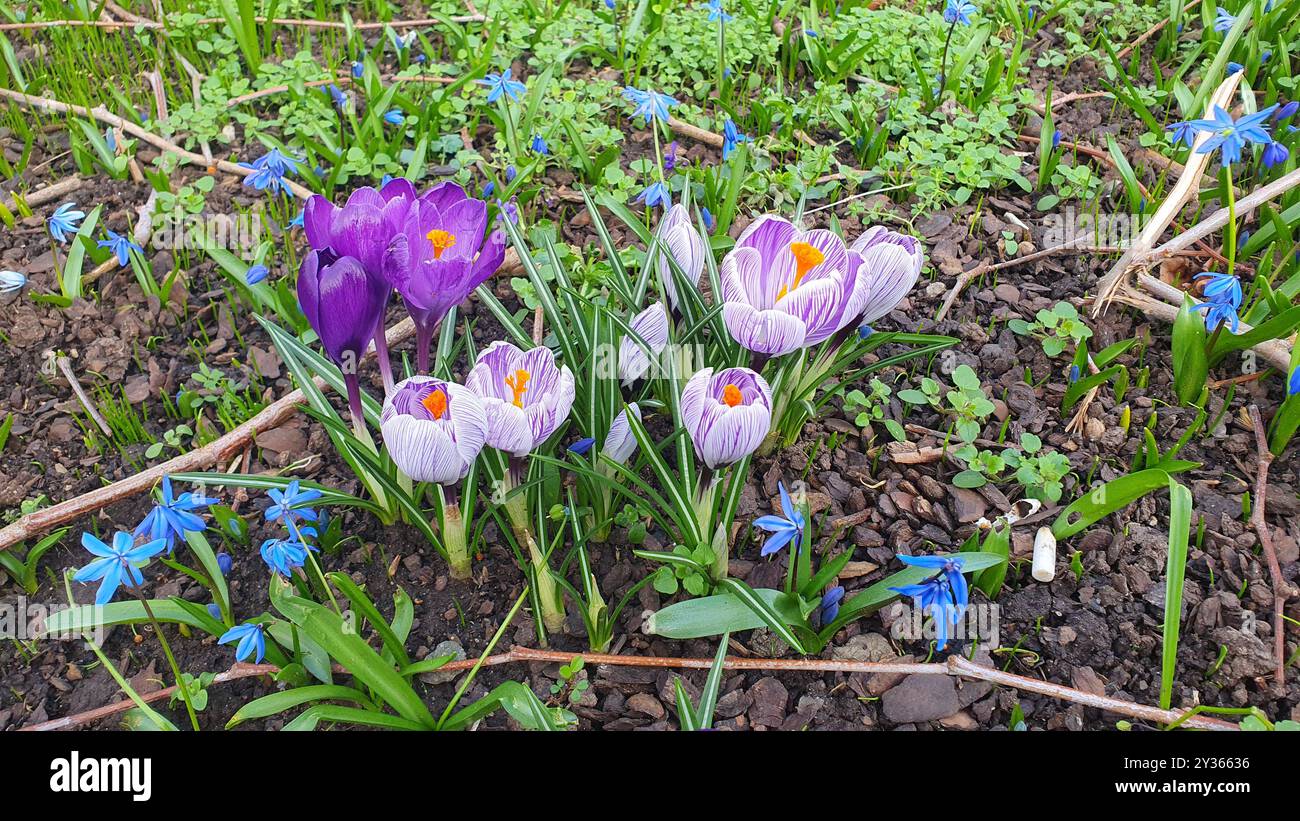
(722, 384), (743, 407)
(426, 229), (457, 259)
(504, 369), (531, 407)
(789, 241), (824, 287)
(421, 388), (448, 419)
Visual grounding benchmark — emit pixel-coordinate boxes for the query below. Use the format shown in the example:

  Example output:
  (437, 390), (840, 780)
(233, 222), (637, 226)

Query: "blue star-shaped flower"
(479, 68), (527, 103)
(889, 554), (969, 651)
(1165, 120), (1199, 148)
(568, 437), (596, 455)
(943, 0), (977, 26)
(74, 531), (168, 605)
(383, 109), (405, 125)
(133, 476), (213, 554)
(530, 133), (550, 155)
(265, 480), (323, 526)
(753, 482), (806, 557)
(622, 86), (677, 125)
(1262, 140), (1289, 169)
(1192, 104), (1278, 166)
(722, 118), (751, 160)
(260, 536), (311, 577)
(47, 202), (86, 243)
(218, 622), (267, 663)
(1196, 271), (1243, 306)
(96, 230), (144, 267)
(810, 586), (845, 629)
(245, 264), (269, 285)
(0, 269), (27, 300)
(635, 181), (672, 209)
(1213, 6), (1236, 32)
(707, 0), (733, 23)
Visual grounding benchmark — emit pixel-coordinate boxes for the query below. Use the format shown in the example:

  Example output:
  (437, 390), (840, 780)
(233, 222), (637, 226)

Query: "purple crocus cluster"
(298, 178), (506, 421)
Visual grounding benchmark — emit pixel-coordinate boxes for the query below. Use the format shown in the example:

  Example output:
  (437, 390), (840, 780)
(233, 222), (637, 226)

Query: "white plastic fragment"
(1032, 526), (1057, 583)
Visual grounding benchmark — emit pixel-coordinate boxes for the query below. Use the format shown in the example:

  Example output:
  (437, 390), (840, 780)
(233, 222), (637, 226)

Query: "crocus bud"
(850, 227), (923, 326)
(618, 302), (669, 384)
(603, 403), (642, 465)
(654, 204), (706, 312)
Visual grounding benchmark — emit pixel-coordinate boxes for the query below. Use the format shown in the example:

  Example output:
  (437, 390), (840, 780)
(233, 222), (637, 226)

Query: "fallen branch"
(0, 14), (486, 32)
(21, 644), (1237, 731)
(56, 355), (112, 437)
(1246, 404), (1293, 692)
(2, 175), (84, 212)
(0, 87), (314, 200)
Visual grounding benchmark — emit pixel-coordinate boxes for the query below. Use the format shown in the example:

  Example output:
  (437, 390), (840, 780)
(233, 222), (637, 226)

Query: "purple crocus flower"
(681, 366), (773, 469)
(304, 178), (422, 392)
(465, 341), (576, 457)
(654, 204), (707, 312)
(603, 403), (642, 464)
(380, 376), (488, 484)
(719, 216), (871, 356)
(618, 301), (670, 384)
(297, 250), (388, 424)
(850, 226), (925, 326)
(381, 182), (506, 373)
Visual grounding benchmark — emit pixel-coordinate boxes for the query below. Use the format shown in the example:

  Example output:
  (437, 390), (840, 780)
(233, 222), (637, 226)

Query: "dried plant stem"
(22, 645), (1237, 731)
(0, 14), (485, 32)
(56, 355), (112, 437)
(2, 175), (84, 212)
(1246, 405), (1293, 692)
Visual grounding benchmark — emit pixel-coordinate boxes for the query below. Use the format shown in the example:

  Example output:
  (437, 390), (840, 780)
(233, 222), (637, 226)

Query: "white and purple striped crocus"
(297, 249), (389, 425)
(849, 226), (924, 328)
(681, 366), (772, 469)
(719, 216), (924, 355)
(719, 215), (871, 356)
(465, 341), (576, 457)
(603, 403), (642, 465)
(654, 204), (707, 312)
(303, 178), (422, 391)
(383, 182), (506, 373)
(618, 301), (669, 384)
(380, 376), (488, 484)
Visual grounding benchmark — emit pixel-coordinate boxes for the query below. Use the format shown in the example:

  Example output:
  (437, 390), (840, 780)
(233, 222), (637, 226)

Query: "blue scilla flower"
(289, 208), (305, 228)
(496, 197), (520, 226)
(663, 140), (680, 171)
(1275, 101), (1299, 122)
(622, 86), (677, 125)
(325, 83), (347, 108)
(206, 603), (222, 620)
(1289, 365), (1300, 396)
(265, 480), (322, 526)
(1227, 61), (1244, 74)
(134, 476), (212, 554)
(753, 482), (805, 557)
(701, 206), (716, 233)
(383, 109), (405, 125)
(606, 0), (616, 7)
(810, 586), (845, 629)
(96, 230), (143, 267)
(47, 202), (85, 243)
(707, 0), (733, 23)
(1166, 120), (1199, 148)
(568, 437), (596, 455)
(350, 61), (364, 79)
(1068, 364), (1081, 383)
(1196, 271), (1242, 306)
(74, 531), (168, 605)
(889, 554), (969, 651)
(256, 147), (300, 178)
(260, 537), (310, 576)
(505, 165), (518, 183)
(635, 181), (672, 209)
(0, 269), (27, 301)
(245, 264), (269, 285)
(1262, 141), (1289, 169)
(390, 30), (411, 51)
(1213, 7), (1236, 32)
(1191, 105), (1277, 166)
(943, 0), (976, 26)
(218, 622), (267, 663)
(478, 68), (526, 103)
(530, 133), (550, 155)
(722, 118), (751, 160)
(1052, 129), (1062, 150)
(217, 551), (233, 576)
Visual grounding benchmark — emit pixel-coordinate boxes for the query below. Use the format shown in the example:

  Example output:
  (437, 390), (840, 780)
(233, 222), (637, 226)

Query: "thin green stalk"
(129, 581), (200, 731)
